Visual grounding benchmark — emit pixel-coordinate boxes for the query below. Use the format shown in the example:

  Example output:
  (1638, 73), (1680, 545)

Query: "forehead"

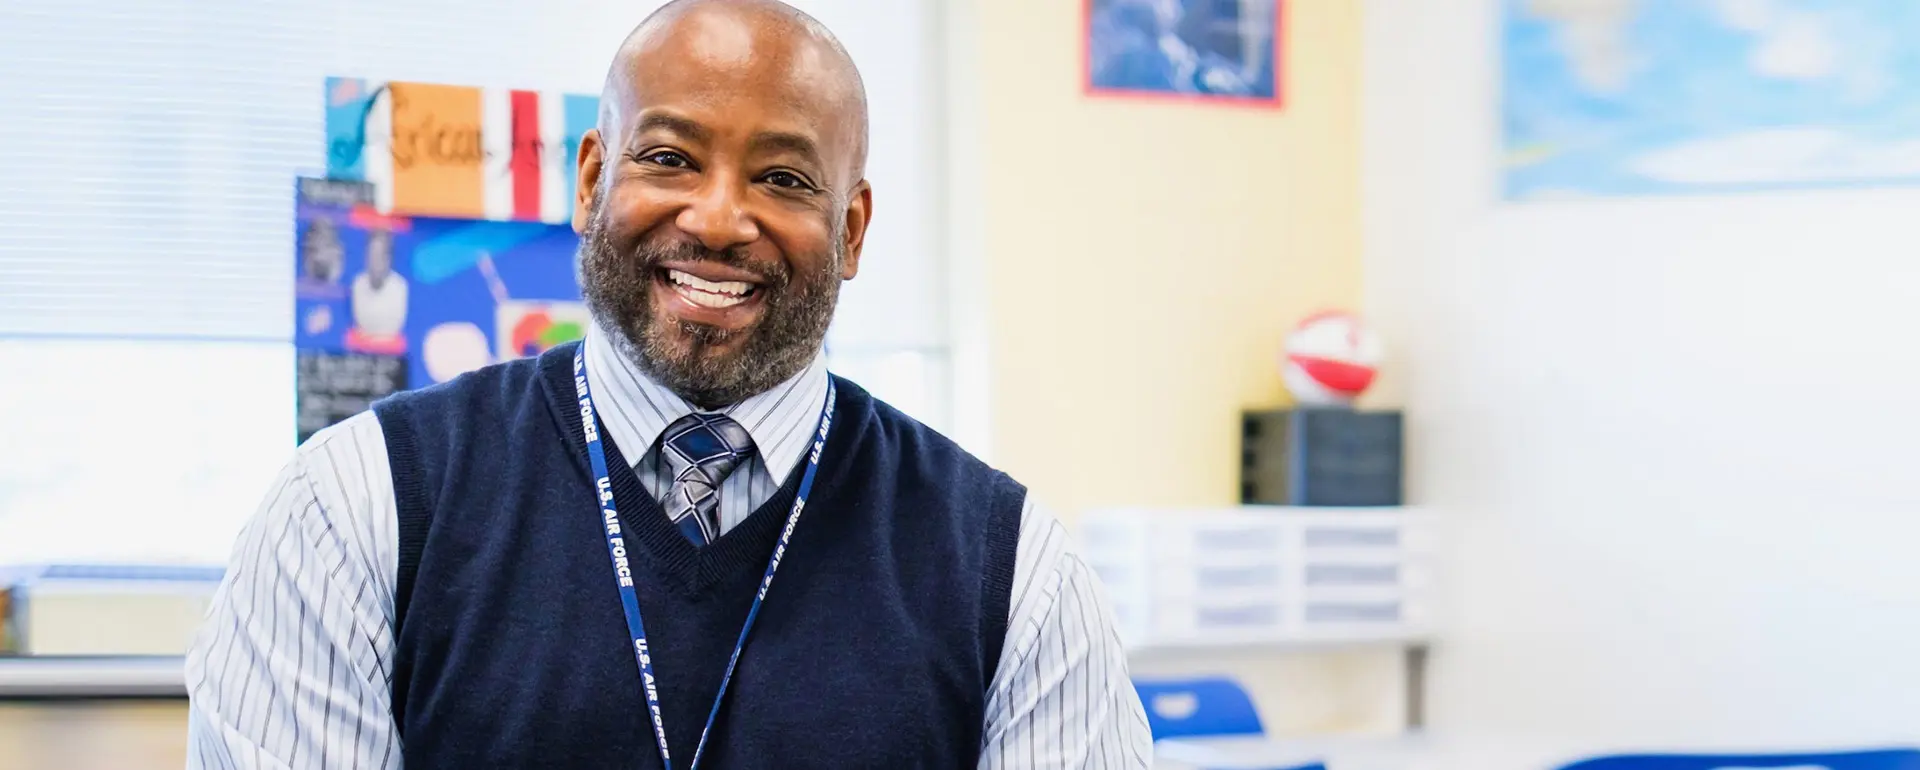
(618, 11), (853, 146)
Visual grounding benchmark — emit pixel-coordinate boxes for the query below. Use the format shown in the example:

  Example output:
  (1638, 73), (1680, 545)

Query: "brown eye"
(763, 171), (812, 190)
(641, 150), (692, 169)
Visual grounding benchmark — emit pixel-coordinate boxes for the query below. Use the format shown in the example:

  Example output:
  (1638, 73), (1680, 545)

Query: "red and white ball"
(1281, 311), (1383, 407)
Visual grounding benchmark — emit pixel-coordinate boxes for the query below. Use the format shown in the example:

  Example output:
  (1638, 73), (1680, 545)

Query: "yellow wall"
(971, 0), (1365, 515)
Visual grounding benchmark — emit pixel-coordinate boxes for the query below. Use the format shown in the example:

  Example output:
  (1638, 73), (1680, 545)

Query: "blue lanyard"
(572, 347), (835, 770)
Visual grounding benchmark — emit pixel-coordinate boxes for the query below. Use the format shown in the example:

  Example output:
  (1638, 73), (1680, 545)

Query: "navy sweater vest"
(371, 343), (1025, 769)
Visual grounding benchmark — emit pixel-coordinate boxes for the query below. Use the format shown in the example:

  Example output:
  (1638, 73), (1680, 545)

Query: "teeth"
(683, 289), (747, 309)
(668, 269), (754, 297)
(666, 269), (752, 309)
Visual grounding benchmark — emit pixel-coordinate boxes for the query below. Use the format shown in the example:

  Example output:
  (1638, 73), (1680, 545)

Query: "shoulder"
(217, 410), (400, 618)
(1007, 496), (1109, 624)
(373, 343), (569, 439)
(1011, 496), (1075, 581)
(289, 411), (400, 582)
(835, 376), (1025, 500)
(293, 410), (394, 515)
(834, 377), (1030, 571)
(187, 411), (402, 722)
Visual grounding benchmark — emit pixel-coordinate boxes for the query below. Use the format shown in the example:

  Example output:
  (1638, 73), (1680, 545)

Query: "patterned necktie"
(658, 412), (755, 546)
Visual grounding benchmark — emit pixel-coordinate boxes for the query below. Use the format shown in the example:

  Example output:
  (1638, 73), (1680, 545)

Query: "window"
(0, 0), (949, 565)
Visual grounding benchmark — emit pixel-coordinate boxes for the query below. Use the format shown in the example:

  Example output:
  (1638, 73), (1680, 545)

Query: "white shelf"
(0, 655), (186, 698)
(1125, 629), (1431, 657)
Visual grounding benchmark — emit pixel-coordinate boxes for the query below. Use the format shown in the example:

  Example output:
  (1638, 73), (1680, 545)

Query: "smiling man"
(184, 1), (1151, 768)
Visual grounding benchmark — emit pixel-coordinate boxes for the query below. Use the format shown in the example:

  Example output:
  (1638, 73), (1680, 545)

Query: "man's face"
(366, 231), (393, 285)
(304, 219), (342, 281)
(574, 9), (871, 408)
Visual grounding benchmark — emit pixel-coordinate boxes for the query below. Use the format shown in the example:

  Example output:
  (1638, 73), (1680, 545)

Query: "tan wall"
(968, 0), (1366, 515)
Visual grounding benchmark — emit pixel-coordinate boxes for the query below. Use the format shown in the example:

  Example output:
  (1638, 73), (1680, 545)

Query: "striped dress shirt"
(184, 326), (1152, 769)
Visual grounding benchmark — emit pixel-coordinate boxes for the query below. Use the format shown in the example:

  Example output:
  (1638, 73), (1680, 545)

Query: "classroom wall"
(952, 0), (1366, 516)
(1363, 0), (1920, 745)
(939, 0), (1406, 735)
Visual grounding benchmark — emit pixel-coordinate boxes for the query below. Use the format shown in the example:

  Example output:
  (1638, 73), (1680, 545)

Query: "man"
(186, 1), (1152, 768)
(349, 228), (407, 342)
(300, 216), (343, 285)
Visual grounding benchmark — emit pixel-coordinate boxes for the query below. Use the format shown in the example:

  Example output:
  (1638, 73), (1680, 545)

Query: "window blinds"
(0, 0), (947, 346)
(0, 0), (951, 564)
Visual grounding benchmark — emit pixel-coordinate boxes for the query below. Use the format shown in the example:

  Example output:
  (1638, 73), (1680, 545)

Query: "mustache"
(631, 239), (789, 289)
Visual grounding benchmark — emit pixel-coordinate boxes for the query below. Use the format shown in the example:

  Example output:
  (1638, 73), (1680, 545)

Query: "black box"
(1241, 408), (1403, 506)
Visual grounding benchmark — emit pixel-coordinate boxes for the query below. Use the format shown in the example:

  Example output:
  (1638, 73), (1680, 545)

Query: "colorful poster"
(1085, 0), (1283, 106)
(325, 77), (601, 223)
(294, 177), (585, 442)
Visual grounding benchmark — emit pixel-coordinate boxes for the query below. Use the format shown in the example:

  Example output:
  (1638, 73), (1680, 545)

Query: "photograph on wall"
(324, 76), (600, 223)
(1503, 0), (1920, 200)
(1085, 0), (1282, 105)
(293, 177), (586, 442)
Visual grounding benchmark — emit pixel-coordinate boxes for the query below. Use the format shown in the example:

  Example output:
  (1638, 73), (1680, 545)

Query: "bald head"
(570, 0), (876, 408)
(599, 0), (869, 187)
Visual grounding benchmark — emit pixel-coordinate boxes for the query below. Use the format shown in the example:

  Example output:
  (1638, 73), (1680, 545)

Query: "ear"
(572, 129), (605, 234)
(838, 180), (872, 280)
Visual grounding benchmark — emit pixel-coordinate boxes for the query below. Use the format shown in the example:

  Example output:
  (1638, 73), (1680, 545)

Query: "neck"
(655, 355), (817, 411)
(591, 319), (820, 411)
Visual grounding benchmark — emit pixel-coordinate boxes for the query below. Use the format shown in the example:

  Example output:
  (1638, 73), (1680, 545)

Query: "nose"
(675, 173), (760, 252)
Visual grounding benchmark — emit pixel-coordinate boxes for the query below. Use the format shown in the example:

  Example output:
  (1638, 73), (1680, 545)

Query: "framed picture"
(1501, 0), (1920, 200)
(1084, 0), (1284, 107)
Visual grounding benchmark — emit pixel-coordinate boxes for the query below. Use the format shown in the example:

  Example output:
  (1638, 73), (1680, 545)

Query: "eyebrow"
(629, 112), (827, 174)
(748, 131), (824, 172)
(631, 112), (711, 144)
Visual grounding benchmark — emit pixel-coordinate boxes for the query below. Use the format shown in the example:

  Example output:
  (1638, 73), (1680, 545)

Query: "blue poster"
(293, 178), (585, 441)
(1086, 0), (1281, 104)
(1503, 0), (1920, 199)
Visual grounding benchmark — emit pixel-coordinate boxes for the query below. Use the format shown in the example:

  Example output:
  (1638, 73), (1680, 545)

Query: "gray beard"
(576, 195), (842, 409)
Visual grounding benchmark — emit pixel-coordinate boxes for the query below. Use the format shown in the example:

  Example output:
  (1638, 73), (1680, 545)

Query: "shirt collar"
(583, 322), (830, 481)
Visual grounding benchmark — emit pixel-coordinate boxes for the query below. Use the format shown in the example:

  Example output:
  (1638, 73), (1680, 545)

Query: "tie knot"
(661, 412), (755, 485)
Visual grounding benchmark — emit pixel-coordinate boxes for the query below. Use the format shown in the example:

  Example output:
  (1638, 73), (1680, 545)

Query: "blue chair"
(1557, 749), (1920, 770)
(1133, 676), (1328, 770)
(1134, 676), (1265, 740)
